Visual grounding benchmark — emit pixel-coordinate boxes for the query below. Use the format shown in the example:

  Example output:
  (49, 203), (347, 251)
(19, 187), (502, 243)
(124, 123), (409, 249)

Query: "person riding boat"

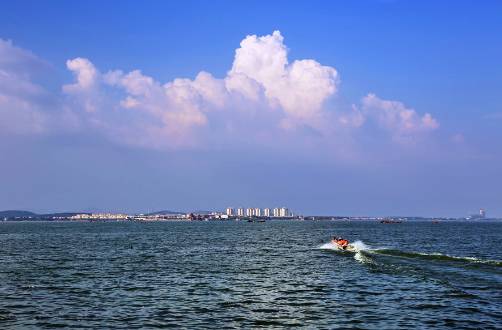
(332, 236), (350, 250)
(338, 238), (349, 249)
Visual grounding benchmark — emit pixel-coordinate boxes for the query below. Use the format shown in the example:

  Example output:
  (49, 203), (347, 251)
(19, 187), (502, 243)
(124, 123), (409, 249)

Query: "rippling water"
(1, 220), (501, 328)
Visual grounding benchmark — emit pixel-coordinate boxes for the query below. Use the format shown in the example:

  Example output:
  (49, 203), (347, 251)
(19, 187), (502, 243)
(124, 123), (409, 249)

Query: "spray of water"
(350, 240), (370, 252)
(319, 240), (375, 264)
(319, 241), (337, 250)
(319, 240), (370, 252)
(354, 251), (374, 264)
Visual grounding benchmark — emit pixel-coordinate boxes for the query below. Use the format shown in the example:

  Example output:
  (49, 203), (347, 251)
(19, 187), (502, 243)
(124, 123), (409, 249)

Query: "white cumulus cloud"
(59, 30), (342, 148)
(0, 32), (441, 153)
(227, 31), (339, 122)
(63, 57), (101, 113)
(64, 58), (98, 91)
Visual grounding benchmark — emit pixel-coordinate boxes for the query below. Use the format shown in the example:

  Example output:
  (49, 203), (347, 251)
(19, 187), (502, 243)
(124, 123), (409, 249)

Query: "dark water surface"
(1, 221), (501, 329)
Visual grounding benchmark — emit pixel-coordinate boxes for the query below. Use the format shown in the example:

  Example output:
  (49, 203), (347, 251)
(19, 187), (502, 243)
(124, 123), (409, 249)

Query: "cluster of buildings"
(69, 213), (192, 221)
(67, 209), (294, 221)
(69, 213), (129, 220)
(226, 207), (292, 218)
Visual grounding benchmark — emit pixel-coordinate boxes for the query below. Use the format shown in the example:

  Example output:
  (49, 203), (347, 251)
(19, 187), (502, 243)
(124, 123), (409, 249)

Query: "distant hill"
(0, 210), (86, 220)
(40, 212), (85, 218)
(146, 210), (185, 215)
(0, 210), (38, 218)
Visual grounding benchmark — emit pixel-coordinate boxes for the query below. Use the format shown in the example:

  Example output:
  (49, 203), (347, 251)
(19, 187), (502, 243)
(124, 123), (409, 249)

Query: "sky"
(0, 0), (501, 217)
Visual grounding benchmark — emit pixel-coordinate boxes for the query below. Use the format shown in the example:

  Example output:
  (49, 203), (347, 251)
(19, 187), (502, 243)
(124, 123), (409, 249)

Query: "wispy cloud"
(483, 112), (502, 120)
(360, 93), (439, 143)
(0, 39), (50, 134)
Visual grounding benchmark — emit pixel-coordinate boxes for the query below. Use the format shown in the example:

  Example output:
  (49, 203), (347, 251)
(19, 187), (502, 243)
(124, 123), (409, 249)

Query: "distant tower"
(280, 207), (289, 217)
(246, 208), (254, 217)
(226, 207), (234, 216)
(273, 208), (280, 217)
(479, 208), (486, 218)
(254, 208), (261, 217)
(263, 208), (271, 217)
(237, 208), (244, 217)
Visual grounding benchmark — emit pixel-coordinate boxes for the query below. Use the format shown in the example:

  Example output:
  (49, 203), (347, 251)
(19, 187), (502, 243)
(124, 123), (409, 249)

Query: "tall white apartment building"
(246, 208), (254, 217)
(273, 208), (280, 217)
(226, 207), (234, 216)
(254, 208), (261, 216)
(263, 208), (271, 217)
(237, 208), (244, 217)
(280, 207), (289, 217)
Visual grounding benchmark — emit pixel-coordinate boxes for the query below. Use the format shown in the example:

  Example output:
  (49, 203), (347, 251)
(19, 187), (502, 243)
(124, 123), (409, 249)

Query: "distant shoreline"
(1, 218), (501, 223)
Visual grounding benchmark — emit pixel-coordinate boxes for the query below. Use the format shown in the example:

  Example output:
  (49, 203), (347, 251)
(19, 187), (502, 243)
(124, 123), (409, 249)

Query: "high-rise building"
(226, 207), (234, 216)
(254, 208), (261, 216)
(480, 208), (486, 218)
(273, 208), (280, 217)
(237, 208), (244, 217)
(246, 208), (254, 217)
(263, 208), (271, 217)
(279, 207), (289, 217)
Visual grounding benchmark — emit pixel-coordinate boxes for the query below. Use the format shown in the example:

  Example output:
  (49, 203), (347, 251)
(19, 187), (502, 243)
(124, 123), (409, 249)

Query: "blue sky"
(0, 0), (501, 217)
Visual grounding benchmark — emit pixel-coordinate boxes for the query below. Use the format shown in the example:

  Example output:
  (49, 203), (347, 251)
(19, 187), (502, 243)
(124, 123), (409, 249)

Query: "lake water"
(1, 220), (501, 329)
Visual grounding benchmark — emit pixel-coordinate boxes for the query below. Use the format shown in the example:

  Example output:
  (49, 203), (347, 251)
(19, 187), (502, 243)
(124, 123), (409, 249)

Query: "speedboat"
(336, 243), (356, 252)
(332, 239), (356, 252)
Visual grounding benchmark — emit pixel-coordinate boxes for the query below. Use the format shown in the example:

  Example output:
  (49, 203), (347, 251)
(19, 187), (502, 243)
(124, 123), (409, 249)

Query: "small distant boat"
(247, 219), (265, 223)
(380, 220), (402, 224)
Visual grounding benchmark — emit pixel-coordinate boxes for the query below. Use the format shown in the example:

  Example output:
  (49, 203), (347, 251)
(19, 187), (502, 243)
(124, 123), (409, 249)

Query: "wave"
(370, 249), (502, 267)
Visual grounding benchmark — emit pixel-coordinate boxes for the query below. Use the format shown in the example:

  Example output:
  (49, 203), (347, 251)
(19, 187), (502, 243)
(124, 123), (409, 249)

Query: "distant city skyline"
(0, 206), (491, 220)
(226, 207), (291, 217)
(1, 1), (501, 217)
